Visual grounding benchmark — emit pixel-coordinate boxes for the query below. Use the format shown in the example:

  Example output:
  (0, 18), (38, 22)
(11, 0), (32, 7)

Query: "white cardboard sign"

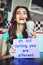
(13, 38), (40, 58)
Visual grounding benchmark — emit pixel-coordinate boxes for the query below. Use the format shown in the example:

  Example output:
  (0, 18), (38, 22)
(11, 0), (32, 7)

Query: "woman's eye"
(16, 12), (27, 15)
(24, 13), (27, 14)
(16, 12), (20, 14)
(23, 12), (27, 15)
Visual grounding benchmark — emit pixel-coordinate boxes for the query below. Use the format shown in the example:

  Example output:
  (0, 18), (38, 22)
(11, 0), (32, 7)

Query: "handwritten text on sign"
(13, 38), (40, 58)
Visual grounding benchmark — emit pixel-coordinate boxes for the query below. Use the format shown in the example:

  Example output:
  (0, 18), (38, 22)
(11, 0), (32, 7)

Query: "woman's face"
(15, 8), (28, 25)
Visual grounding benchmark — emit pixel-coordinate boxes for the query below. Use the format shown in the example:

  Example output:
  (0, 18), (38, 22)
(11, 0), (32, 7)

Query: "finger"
(11, 47), (16, 51)
(11, 45), (14, 47)
(9, 48), (15, 56)
(10, 48), (16, 53)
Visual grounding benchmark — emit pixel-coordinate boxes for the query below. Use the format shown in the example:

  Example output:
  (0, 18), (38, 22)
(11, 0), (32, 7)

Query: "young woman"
(1, 6), (36, 59)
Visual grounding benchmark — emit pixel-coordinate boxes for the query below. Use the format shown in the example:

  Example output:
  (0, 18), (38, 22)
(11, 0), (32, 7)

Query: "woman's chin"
(17, 23), (25, 25)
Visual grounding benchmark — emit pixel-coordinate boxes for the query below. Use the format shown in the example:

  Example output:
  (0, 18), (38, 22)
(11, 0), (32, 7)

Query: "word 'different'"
(18, 54), (33, 57)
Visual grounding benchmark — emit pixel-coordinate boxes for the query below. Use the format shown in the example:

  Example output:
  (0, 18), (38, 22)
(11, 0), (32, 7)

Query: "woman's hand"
(32, 28), (37, 38)
(0, 45), (16, 59)
(9, 45), (16, 56)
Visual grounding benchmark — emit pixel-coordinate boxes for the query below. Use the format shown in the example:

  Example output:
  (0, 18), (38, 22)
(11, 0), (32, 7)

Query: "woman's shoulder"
(3, 31), (9, 36)
(2, 31), (9, 41)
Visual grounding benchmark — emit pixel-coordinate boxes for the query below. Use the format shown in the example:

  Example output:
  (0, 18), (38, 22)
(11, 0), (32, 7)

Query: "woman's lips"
(19, 17), (25, 20)
(19, 18), (24, 20)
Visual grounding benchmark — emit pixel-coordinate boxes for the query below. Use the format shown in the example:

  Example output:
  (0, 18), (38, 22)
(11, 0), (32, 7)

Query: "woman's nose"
(20, 13), (23, 16)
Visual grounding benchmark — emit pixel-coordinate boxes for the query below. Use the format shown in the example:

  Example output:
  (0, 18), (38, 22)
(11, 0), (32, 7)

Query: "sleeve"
(2, 32), (9, 42)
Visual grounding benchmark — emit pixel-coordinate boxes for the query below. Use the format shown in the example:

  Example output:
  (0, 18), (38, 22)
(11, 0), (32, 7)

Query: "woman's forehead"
(16, 8), (27, 12)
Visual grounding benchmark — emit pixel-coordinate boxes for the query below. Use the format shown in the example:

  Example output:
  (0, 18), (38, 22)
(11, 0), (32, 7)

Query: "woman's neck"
(16, 24), (24, 36)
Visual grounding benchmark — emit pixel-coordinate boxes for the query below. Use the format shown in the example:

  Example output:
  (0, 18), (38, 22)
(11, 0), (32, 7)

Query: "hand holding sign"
(10, 38), (40, 58)
(9, 45), (16, 56)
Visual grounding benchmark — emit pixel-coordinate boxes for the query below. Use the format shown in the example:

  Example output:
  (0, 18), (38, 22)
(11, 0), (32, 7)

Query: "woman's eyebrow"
(17, 11), (26, 13)
(17, 11), (20, 12)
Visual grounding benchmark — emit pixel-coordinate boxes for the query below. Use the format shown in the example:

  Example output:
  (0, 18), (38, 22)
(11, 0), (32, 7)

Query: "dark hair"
(8, 6), (31, 44)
